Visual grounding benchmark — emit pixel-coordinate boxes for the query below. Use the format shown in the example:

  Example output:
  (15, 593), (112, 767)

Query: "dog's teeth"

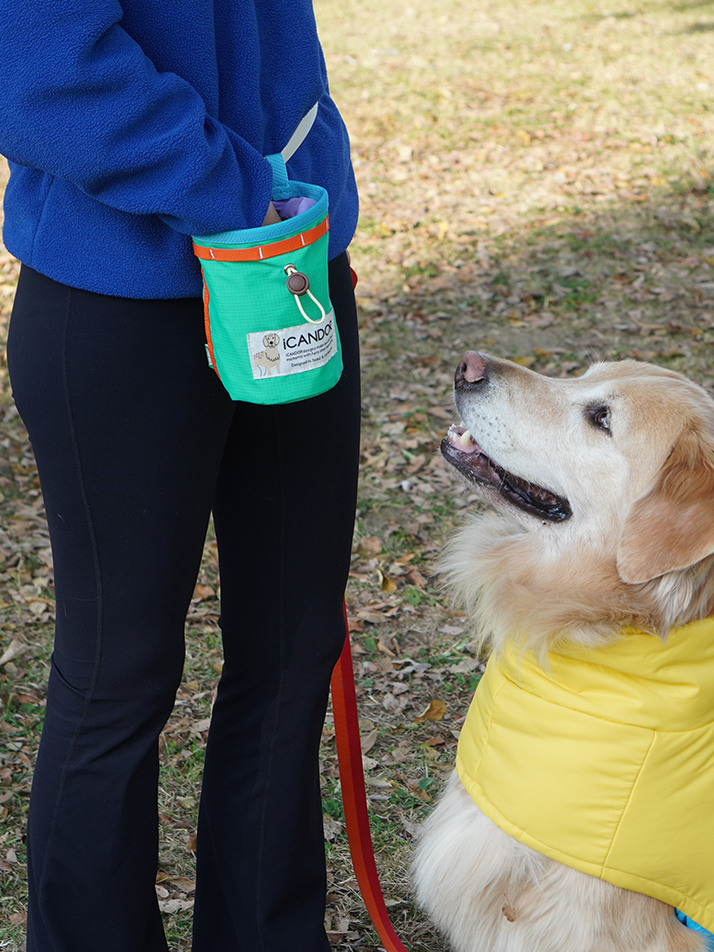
(459, 429), (474, 447)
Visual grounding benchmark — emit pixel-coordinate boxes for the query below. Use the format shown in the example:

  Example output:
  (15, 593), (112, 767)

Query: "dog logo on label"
(251, 333), (282, 377)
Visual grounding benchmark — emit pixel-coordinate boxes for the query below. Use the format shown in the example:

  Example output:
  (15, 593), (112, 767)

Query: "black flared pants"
(6, 253), (360, 952)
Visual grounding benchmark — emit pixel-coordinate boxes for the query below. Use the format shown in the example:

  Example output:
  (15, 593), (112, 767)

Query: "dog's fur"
(413, 353), (714, 952)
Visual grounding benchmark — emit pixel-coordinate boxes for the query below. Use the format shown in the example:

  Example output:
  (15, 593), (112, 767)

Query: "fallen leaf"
(323, 815), (344, 841)
(0, 639), (25, 666)
(192, 584), (214, 601)
(360, 727), (379, 754)
(380, 572), (398, 594)
(190, 717), (212, 734)
(358, 536), (384, 557)
(158, 899), (194, 914)
(11, 692), (43, 706)
(414, 699), (447, 722)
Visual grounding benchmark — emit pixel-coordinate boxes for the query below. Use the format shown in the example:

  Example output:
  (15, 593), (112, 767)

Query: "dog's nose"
(455, 351), (488, 389)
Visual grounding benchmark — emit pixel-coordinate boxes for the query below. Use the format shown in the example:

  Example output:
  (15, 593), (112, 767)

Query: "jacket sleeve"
(0, 0), (274, 235)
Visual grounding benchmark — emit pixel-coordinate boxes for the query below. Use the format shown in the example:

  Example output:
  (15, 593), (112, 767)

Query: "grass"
(1, 0), (714, 948)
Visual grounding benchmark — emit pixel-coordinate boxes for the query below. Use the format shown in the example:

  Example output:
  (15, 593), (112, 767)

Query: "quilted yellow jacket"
(456, 618), (714, 933)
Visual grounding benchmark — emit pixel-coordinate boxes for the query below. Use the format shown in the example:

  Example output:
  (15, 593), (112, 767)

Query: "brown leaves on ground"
(2, 0), (714, 948)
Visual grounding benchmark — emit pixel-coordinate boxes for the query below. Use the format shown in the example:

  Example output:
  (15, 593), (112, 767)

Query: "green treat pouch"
(193, 148), (342, 404)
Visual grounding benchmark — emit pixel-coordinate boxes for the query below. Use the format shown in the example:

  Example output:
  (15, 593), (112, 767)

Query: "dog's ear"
(617, 428), (714, 584)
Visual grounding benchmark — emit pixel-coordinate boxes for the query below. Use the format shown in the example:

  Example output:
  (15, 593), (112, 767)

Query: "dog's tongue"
(447, 424), (481, 455)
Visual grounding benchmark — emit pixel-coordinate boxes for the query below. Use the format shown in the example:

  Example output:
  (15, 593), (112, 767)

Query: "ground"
(0, 0), (713, 949)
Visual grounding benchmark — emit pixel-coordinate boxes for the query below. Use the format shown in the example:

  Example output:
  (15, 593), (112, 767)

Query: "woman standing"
(0, 2), (360, 950)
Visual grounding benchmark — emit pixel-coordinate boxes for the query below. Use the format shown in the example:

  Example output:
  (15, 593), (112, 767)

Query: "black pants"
(7, 254), (360, 952)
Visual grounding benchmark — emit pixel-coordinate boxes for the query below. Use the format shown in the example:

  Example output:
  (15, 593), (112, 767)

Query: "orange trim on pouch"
(200, 271), (220, 380)
(193, 216), (329, 262)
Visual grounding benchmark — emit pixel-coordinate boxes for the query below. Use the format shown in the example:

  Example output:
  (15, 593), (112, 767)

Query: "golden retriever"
(413, 352), (714, 952)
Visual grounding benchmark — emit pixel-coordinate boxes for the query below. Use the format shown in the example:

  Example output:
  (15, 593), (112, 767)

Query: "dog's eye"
(587, 405), (611, 433)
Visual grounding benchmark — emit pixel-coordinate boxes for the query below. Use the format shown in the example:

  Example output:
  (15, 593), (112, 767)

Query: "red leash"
(332, 265), (409, 949)
(331, 611), (410, 952)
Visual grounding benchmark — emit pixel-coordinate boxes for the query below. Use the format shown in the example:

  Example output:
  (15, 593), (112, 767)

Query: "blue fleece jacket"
(0, 0), (358, 299)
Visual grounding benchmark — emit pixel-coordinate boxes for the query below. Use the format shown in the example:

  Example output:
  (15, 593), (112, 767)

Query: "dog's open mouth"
(441, 425), (572, 522)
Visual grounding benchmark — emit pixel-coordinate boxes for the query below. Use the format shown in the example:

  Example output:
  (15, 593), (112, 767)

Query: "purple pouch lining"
(274, 197), (317, 220)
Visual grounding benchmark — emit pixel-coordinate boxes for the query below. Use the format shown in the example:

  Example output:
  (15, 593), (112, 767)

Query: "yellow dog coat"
(456, 618), (714, 932)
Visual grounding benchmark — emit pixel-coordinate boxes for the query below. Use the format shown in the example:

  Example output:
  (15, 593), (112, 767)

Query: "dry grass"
(1, 0), (713, 948)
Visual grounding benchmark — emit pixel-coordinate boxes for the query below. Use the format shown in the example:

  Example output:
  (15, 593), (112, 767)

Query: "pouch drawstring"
(284, 264), (327, 324)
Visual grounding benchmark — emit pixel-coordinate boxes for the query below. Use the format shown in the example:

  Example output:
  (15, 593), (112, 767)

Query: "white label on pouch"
(247, 312), (337, 380)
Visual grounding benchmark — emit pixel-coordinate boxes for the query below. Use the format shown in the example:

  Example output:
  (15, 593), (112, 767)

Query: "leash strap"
(281, 102), (319, 163)
(331, 607), (411, 952)
(266, 102), (319, 201)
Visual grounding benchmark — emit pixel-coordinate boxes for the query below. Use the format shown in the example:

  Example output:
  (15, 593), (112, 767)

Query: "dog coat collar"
(456, 617), (714, 933)
(676, 910), (714, 948)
